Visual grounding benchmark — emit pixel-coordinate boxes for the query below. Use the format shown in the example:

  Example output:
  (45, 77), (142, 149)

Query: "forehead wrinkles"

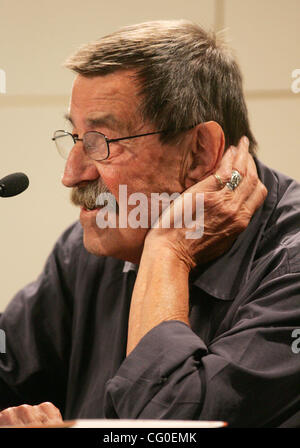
(71, 73), (142, 132)
(72, 72), (140, 108)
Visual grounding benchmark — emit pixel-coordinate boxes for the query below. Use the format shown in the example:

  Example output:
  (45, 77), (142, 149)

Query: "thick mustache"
(71, 179), (110, 210)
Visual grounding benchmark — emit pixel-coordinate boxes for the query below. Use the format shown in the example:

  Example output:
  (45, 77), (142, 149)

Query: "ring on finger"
(214, 173), (225, 189)
(226, 169), (243, 191)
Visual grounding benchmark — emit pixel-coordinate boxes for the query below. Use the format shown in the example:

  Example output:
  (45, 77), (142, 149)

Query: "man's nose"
(61, 143), (99, 187)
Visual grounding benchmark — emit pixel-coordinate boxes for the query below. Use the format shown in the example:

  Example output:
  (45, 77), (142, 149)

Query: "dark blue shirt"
(0, 158), (300, 427)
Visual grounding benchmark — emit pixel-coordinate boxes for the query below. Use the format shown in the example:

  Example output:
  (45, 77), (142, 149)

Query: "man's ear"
(183, 121), (225, 188)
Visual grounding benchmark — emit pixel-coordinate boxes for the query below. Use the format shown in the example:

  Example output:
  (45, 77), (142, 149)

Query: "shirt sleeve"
(104, 265), (300, 427)
(0, 222), (80, 414)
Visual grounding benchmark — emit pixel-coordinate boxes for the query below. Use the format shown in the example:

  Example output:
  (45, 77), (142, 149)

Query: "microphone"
(0, 172), (29, 198)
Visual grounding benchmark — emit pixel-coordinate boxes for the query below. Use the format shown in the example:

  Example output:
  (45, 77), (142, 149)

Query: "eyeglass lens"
(53, 131), (108, 161)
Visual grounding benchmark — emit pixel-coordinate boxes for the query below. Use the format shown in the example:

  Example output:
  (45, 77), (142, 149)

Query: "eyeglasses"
(52, 129), (169, 161)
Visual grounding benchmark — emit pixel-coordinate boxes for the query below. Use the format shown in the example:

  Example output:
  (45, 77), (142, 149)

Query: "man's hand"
(144, 136), (268, 269)
(126, 137), (268, 355)
(0, 402), (63, 427)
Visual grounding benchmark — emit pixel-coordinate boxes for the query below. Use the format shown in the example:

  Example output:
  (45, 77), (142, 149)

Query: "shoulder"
(49, 220), (86, 272)
(255, 159), (300, 274)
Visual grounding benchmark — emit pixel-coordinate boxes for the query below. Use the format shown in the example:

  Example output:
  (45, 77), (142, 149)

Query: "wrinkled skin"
(0, 402), (63, 427)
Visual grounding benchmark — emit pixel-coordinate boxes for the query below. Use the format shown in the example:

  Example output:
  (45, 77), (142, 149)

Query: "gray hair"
(65, 20), (257, 154)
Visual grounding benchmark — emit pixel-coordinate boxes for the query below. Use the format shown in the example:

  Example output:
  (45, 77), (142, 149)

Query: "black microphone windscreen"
(0, 172), (29, 197)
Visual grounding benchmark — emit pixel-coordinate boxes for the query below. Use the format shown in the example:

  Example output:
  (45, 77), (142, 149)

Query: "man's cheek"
(97, 170), (120, 196)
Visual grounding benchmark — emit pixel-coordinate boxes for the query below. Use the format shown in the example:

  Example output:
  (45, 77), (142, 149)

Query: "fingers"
(193, 135), (267, 215)
(0, 402), (63, 427)
(230, 136), (250, 179)
(232, 140), (267, 206)
(218, 136), (251, 186)
(215, 143), (237, 183)
(38, 401), (63, 422)
(0, 407), (23, 426)
(203, 136), (249, 192)
(219, 137), (267, 230)
(201, 136), (267, 233)
(222, 138), (267, 224)
(229, 143), (257, 201)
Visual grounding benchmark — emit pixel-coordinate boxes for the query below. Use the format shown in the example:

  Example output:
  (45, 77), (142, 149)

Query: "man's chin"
(81, 222), (144, 263)
(82, 225), (112, 257)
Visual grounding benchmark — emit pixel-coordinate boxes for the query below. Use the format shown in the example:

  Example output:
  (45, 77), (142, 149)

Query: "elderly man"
(0, 20), (299, 428)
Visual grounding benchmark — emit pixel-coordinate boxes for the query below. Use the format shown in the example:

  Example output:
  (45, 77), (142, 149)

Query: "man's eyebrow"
(85, 113), (120, 130)
(64, 113), (74, 125)
(63, 113), (121, 131)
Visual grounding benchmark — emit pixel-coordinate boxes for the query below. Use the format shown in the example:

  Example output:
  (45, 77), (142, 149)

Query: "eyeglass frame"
(52, 128), (175, 162)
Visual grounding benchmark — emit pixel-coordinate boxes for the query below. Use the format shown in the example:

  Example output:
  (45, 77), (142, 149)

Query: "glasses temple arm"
(107, 130), (166, 143)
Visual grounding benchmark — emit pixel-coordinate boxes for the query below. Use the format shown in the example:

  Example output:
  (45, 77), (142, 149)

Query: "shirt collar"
(123, 261), (138, 273)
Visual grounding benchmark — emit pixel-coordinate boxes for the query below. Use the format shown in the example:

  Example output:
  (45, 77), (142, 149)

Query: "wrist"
(143, 236), (196, 272)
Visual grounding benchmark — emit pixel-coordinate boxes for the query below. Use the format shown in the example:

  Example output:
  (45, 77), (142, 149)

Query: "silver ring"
(226, 170), (242, 191)
(214, 173), (225, 189)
